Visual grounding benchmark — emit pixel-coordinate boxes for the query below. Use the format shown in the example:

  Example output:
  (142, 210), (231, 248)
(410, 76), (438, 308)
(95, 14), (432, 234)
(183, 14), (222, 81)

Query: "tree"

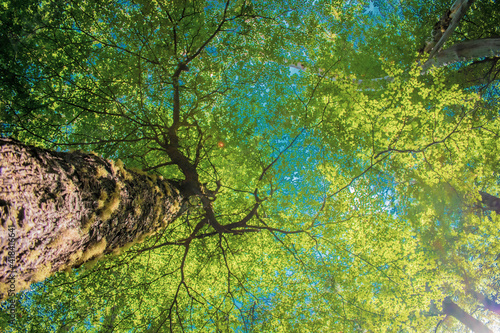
(0, 137), (185, 292)
(1, 0), (499, 331)
(441, 297), (493, 333)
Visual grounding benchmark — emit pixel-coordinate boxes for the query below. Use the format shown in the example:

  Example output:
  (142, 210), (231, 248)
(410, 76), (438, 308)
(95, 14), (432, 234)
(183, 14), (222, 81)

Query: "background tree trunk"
(0, 138), (186, 299)
(422, 38), (500, 72)
(442, 297), (493, 333)
(472, 291), (500, 316)
(479, 191), (500, 214)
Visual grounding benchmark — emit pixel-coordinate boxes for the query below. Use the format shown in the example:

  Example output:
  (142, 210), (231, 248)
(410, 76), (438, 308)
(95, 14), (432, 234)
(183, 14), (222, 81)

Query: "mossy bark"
(0, 138), (185, 299)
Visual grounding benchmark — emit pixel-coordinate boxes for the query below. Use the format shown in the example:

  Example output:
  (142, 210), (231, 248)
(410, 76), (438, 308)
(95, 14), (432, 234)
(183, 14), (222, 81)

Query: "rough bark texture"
(442, 298), (493, 333)
(0, 138), (185, 299)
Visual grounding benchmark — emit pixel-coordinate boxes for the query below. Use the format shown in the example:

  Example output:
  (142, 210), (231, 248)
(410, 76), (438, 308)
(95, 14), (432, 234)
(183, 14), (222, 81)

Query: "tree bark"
(0, 138), (186, 299)
(442, 298), (493, 333)
(423, 0), (474, 57)
(422, 38), (500, 72)
(472, 291), (500, 316)
(478, 191), (500, 214)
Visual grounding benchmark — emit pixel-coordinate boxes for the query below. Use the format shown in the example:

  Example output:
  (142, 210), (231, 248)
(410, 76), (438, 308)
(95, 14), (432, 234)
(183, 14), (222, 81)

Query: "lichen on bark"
(0, 138), (186, 299)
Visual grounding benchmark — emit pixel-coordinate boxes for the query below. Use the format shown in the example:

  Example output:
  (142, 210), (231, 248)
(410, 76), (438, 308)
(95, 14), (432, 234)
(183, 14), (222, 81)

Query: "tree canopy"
(1, 0), (499, 332)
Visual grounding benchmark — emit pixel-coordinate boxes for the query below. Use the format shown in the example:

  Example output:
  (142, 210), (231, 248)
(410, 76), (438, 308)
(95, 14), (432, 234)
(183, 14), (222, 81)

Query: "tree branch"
(425, 0), (474, 59)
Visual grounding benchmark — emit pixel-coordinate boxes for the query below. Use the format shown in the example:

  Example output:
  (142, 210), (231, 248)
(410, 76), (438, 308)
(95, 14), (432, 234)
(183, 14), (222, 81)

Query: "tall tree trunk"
(479, 191), (500, 214)
(442, 298), (493, 333)
(472, 291), (500, 316)
(0, 138), (186, 299)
